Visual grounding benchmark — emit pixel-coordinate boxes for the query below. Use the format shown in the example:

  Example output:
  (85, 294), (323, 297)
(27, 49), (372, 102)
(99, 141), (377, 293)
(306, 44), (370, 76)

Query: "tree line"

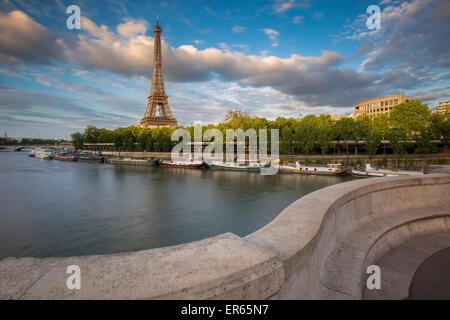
(71, 100), (449, 155)
(0, 138), (68, 146)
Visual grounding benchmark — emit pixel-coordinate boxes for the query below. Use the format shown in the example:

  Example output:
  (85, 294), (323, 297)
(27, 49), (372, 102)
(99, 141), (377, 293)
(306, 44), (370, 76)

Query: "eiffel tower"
(140, 16), (178, 128)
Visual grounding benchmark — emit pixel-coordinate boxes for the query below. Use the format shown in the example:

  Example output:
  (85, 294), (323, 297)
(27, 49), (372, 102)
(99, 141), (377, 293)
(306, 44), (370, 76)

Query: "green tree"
(316, 115), (334, 159)
(145, 134), (154, 151)
(97, 128), (114, 143)
(390, 100), (432, 134)
(387, 128), (407, 156)
(390, 100), (434, 154)
(280, 125), (294, 154)
(83, 126), (100, 143)
(137, 132), (148, 151)
(294, 115), (317, 154)
(430, 113), (450, 145)
(335, 117), (356, 156)
(71, 132), (84, 150)
(224, 110), (251, 129)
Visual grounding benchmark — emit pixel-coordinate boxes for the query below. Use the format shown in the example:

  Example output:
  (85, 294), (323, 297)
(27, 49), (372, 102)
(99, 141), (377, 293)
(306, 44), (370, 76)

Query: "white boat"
(207, 161), (269, 171)
(376, 168), (424, 176)
(33, 148), (54, 160)
(279, 162), (344, 176)
(352, 164), (419, 177)
(159, 159), (205, 168)
(351, 168), (386, 177)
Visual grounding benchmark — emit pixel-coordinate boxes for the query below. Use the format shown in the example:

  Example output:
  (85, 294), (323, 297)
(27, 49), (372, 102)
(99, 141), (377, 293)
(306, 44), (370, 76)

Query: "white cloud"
(263, 28), (280, 47)
(1, 8), (448, 111)
(116, 18), (148, 38)
(0, 10), (65, 64)
(292, 16), (304, 24)
(358, 0), (449, 72)
(81, 16), (116, 42)
(312, 11), (324, 21)
(232, 26), (246, 33)
(273, 0), (296, 13)
(181, 18), (192, 26)
(272, 0), (310, 13)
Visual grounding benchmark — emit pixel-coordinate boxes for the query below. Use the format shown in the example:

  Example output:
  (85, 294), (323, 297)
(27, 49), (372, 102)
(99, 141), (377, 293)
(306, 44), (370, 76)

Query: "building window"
(385, 100), (388, 105)
(381, 101), (384, 106)
(390, 107), (393, 110)
(389, 100), (393, 105)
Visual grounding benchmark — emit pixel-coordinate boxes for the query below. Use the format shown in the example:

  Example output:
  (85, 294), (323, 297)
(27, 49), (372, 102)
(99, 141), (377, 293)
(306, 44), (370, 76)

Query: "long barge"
(107, 158), (158, 166)
(159, 159), (205, 168)
(206, 161), (269, 171)
(279, 162), (345, 176)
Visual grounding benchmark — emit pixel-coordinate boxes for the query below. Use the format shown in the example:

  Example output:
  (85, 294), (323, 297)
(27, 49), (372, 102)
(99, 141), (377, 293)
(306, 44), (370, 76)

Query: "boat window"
(314, 168), (317, 171)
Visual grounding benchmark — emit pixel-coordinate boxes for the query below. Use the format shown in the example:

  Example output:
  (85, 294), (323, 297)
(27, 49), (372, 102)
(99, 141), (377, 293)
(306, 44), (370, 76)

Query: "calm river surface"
(0, 151), (354, 259)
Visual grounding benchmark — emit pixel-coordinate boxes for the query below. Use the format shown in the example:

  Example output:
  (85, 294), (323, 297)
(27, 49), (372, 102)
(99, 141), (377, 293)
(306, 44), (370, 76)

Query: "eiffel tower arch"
(140, 17), (178, 128)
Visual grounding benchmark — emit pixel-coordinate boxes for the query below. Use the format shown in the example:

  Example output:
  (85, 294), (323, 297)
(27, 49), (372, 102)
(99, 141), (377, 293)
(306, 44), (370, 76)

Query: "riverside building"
(354, 94), (414, 117)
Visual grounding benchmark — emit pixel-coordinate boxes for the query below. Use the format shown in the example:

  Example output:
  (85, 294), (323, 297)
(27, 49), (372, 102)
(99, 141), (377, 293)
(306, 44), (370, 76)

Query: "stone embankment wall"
(1, 174), (449, 299)
(94, 150), (449, 170)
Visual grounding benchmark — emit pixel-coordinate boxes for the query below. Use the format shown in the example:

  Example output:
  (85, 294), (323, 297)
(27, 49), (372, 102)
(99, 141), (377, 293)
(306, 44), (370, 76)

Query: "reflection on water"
(0, 152), (354, 259)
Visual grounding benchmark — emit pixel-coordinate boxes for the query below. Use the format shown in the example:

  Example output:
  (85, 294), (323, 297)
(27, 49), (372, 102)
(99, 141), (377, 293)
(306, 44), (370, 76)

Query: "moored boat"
(34, 148), (54, 160)
(351, 169), (386, 177)
(77, 152), (104, 163)
(352, 164), (422, 177)
(54, 153), (77, 161)
(279, 162), (344, 176)
(206, 161), (269, 171)
(159, 159), (205, 168)
(107, 158), (158, 166)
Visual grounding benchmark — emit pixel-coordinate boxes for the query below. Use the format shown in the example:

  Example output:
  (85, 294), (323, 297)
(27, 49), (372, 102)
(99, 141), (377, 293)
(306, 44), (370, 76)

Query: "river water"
(0, 151), (354, 259)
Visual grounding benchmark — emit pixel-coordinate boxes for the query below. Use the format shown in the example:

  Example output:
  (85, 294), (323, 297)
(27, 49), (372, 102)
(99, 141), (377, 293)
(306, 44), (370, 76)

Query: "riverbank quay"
(87, 150), (449, 170)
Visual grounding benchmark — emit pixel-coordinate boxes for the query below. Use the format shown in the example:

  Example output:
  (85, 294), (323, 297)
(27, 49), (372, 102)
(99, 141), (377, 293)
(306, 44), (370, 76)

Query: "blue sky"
(0, 0), (449, 138)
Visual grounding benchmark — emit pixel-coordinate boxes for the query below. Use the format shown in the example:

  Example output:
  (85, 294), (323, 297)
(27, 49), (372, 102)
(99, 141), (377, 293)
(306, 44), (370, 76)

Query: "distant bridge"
(0, 144), (72, 151)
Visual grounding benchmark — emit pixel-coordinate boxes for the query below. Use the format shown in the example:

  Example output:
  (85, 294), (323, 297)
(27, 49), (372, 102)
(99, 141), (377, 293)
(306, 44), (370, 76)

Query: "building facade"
(329, 114), (342, 121)
(354, 94), (414, 117)
(434, 101), (450, 116)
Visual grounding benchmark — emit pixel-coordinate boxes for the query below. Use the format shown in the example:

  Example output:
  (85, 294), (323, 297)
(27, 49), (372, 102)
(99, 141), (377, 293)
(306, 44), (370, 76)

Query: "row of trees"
(0, 138), (67, 146)
(71, 100), (450, 155)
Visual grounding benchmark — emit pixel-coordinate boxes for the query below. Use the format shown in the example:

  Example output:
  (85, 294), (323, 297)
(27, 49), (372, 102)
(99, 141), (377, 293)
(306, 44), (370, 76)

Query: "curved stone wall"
(0, 174), (449, 299)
